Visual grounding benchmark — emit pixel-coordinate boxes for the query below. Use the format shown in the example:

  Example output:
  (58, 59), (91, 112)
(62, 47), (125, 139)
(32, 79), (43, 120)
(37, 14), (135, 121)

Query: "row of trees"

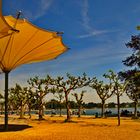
(0, 69), (137, 125)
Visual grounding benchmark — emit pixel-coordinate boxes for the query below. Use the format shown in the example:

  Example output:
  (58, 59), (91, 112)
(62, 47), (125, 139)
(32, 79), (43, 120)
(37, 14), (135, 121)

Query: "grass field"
(0, 115), (140, 140)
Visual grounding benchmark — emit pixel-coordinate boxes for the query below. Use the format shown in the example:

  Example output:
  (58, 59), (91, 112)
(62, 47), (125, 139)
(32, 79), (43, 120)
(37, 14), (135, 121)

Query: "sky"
(0, 0), (140, 103)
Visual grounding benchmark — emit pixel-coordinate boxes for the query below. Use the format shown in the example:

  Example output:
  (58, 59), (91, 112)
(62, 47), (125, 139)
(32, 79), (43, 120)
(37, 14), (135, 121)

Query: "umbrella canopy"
(0, 15), (67, 72)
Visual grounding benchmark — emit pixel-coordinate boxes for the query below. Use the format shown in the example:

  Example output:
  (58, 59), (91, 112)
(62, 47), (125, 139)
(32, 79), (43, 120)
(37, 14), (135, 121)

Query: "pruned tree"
(46, 73), (91, 121)
(72, 91), (85, 117)
(27, 76), (51, 120)
(104, 70), (126, 126)
(26, 87), (36, 119)
(89, 77), (113, 118)
(9, 84), (28, 119)
(8, 92), (18, 114)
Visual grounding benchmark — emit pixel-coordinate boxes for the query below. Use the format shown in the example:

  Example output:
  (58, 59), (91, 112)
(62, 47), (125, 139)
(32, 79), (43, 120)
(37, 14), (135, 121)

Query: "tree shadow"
(0, 124), (32, 132)
(80, 123), (112, 127)
(32, 118), (81, 124)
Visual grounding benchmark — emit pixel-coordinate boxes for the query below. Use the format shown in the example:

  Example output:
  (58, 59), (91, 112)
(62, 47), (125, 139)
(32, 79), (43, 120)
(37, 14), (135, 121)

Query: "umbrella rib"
(16, 44), (65, 63)
(11, 49), (67, 70)
(0, 47), (5, 69)
(13, 30), (39, 62)
(11, 37), (55, 69)
(44, 49), (67, 59)
(0, 34), (13, 71)
(30, 49), (67, 62)
(1, 33), (13, 63)
(7, 35), (14, 67)
(0, 33), (12, 39)
(0, 60), (5, 70)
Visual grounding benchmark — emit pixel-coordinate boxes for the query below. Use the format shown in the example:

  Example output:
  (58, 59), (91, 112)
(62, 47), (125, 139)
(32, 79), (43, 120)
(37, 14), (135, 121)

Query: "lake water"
(31, 107), (140, 116)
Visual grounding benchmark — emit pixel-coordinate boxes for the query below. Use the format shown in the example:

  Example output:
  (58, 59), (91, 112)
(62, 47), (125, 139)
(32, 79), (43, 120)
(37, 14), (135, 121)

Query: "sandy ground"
(0, 115), (140, 140)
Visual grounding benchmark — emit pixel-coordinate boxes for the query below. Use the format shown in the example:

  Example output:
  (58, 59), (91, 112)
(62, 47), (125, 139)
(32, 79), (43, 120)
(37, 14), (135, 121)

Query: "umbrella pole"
(4, 71), (9, 131)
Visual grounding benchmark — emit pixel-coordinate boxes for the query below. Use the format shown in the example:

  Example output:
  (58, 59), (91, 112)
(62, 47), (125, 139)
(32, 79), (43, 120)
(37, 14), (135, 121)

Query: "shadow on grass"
(0, 124), (32, 132)
(33, 119), (79, 124)
(80, 123), (112, 127)
(32, 118), (85, 125)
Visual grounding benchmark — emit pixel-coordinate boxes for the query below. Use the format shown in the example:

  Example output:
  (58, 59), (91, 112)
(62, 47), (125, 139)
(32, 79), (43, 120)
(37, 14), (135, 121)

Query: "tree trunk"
(10, 106), (14, 115)
(134, 101), (138, 118)
(28, 105), (31, 119)
(0, 106), (2, 115)
(117, 95), (120, 126)
(42, 105), (45, 116)
(101, 100), (105, 118)
(39, 103), (43, 120)
(59, 102), (62, 117)
(78, 105), (81, 118)
(65, 93), (71, 121)
(38, 92), (44, 120)
(39, 107), (43, 120)
(1, 104), (4, 115)
(20, 102), (24, 119)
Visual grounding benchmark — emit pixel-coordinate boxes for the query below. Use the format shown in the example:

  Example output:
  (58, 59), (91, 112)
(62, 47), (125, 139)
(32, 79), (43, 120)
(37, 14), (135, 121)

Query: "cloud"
(81, 0), (90, 31)
(78, 30), (118, 38)
(58, 44), (130, 63)
(78, 0), (113, 38)
(24, 0), (53, 20)
(42, 43), (131, 75)
(36, 0), (53, 19)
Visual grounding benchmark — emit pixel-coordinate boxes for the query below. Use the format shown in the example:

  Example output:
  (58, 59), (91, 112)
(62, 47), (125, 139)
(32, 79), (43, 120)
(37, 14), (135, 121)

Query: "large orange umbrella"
(0, 1), (67, 130)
